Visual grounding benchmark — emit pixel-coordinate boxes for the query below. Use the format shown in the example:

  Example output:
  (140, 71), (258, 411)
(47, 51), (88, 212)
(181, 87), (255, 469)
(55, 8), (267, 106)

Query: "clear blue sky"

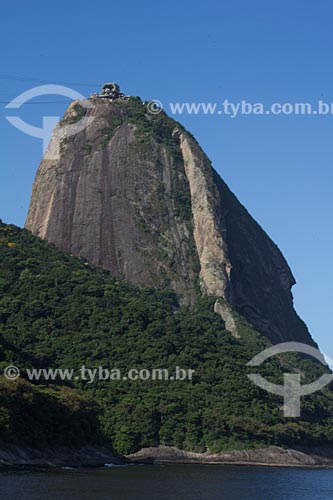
(1, 0), (332, 355)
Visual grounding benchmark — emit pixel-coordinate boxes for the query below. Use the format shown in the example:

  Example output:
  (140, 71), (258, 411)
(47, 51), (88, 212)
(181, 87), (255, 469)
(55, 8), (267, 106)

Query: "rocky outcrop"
(128, 445), (333, 468)
(26, 97), (315, 345)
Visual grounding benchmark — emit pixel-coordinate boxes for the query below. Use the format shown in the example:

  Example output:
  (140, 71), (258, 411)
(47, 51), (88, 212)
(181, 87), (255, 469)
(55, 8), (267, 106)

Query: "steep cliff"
(26, 96), (314, 345)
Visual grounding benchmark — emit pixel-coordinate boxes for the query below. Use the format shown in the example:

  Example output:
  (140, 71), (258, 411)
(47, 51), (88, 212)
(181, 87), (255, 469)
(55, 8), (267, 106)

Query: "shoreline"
(127, 445), (333, 469)
(0, 443), (126, 468)
(1, 443), (333, 470)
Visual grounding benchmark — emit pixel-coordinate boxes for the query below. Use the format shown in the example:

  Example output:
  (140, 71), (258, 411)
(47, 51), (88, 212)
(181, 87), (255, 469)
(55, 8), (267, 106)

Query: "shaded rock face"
(211, 172), (312, 344)
(26, 97), (314, 345)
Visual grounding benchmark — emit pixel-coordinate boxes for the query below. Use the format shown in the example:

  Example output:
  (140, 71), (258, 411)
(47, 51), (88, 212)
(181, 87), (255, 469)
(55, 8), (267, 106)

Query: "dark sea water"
(1, 464), (333, 500)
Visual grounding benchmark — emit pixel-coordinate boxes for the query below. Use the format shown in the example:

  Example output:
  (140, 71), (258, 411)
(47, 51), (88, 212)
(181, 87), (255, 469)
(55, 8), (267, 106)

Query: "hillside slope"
(0, 221), (332, 455)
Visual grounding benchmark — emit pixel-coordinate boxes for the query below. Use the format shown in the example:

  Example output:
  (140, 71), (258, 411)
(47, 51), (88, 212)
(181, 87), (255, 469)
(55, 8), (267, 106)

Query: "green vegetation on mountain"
(0, 377), (102, 447)
(0, 220), (333, 454)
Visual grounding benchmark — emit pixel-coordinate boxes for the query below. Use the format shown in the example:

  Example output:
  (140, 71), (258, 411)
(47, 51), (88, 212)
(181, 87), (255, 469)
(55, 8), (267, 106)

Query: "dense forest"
(1, 220), (333, 454)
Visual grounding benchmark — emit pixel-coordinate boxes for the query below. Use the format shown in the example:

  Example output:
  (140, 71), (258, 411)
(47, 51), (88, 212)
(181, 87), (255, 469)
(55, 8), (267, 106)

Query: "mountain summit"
(26, 88), (314, 346)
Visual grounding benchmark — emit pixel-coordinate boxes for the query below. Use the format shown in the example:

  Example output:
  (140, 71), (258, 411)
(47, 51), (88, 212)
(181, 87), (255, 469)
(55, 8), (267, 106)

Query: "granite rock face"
(26, 97), (315, 345)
